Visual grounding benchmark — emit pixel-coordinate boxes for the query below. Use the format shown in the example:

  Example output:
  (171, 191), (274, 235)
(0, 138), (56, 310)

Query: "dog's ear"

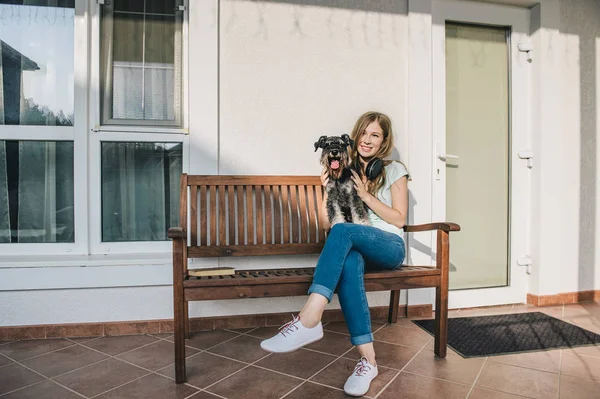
(314, 135), (327, 152)
(341, 134), (354, 148)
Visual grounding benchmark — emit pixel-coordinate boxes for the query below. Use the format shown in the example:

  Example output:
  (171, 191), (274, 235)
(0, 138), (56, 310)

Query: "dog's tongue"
(330, 160), (340, 170)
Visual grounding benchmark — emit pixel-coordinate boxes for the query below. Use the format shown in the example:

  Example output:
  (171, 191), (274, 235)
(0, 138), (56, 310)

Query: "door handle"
(437, 153), (459, 162)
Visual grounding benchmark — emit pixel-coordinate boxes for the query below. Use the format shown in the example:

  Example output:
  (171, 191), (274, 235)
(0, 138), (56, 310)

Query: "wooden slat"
(188, 175), (321, 186)
(190, 186), (198, 246)
(289, 185), (299, 243)
(315, 185), (324, 241)
(209, 186), (217, 245)
(272, 186), (281, 244)
(297, 185), (308, 243)
(200, 186), (207, 246)
(228, 185), (235, 245)
(246, 186), (254, 245)
(281, 185), (290, 243)
(306, 185), (317, 243)
(187, 243), (325, 258)
(264, 185), (272, 244)
(179, 174), (188, 230)
(255, 185), (264, 244)
(218, 186), (226, 245)
(236, 186), (244, 245)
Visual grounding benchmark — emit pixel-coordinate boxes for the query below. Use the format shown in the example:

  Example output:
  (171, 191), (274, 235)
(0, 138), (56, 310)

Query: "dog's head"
(314, 134), (354, 180)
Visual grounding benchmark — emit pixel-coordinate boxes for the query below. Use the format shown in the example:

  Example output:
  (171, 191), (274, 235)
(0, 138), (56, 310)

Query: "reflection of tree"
(20, 97), (73, 126)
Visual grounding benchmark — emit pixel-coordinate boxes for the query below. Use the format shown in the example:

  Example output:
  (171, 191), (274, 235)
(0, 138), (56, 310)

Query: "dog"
(314, 134), (371, 227)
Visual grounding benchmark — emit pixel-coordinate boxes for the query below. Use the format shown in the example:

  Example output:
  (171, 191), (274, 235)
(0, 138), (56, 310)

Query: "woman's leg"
(302, 223), (406, 327)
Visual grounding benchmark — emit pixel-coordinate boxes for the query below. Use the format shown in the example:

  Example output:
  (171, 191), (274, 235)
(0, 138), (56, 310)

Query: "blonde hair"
(349, 111), (407, 195)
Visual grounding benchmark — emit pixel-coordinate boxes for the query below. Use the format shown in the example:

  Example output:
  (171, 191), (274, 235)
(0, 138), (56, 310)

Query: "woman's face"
(357, 120), (385, 161)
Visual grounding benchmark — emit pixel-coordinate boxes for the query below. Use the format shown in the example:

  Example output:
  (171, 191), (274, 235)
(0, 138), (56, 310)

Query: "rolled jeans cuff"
(307, 283), (333, 303)
(351, 333), (374, 346)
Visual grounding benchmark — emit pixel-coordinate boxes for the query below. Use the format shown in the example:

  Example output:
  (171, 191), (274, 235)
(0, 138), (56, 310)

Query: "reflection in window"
(101, 142), (182, 242)
(101, 0), (182, 125)
(0, 1), (75, 126)
(0, 140), (75, 243)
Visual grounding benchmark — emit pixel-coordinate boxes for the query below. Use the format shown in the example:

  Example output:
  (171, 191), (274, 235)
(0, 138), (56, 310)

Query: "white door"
(432, 1), (531, 308)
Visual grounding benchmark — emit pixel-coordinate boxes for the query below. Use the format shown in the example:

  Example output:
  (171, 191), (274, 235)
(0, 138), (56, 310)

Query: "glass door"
(432, 1), (531, 308)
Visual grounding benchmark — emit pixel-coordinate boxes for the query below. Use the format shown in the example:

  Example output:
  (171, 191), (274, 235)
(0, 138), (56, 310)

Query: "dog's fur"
(314, 135), (371, 227)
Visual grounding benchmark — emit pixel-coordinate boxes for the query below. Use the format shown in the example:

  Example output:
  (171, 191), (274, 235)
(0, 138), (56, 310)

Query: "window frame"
(0, 0), (87, 256)
(97, 0), (186, 129)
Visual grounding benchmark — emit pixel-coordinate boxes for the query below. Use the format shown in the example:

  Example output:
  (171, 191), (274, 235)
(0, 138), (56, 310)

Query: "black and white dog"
(314, 135), (371, 227)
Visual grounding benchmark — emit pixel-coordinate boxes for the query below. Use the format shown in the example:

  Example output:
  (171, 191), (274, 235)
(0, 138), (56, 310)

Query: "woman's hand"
(320, 167), (329, 187)
(350, 170), (370, 202)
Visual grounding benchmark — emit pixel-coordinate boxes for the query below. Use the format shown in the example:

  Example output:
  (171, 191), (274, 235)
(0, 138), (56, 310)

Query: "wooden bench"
(168, 174), (460, 383)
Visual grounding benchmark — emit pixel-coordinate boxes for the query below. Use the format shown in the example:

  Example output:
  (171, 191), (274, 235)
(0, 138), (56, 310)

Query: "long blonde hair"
(349, 111), (405, 195)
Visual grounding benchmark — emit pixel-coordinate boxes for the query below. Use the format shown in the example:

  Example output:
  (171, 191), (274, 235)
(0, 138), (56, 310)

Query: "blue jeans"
(307, 223), (406, 346)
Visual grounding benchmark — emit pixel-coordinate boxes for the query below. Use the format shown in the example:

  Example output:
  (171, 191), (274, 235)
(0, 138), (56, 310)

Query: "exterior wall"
(2, 0), (600, 327)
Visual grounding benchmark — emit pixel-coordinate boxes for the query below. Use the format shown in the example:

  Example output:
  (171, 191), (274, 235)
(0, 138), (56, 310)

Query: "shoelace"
(353, 358), (372, 376)
(279, 315), (300, 337)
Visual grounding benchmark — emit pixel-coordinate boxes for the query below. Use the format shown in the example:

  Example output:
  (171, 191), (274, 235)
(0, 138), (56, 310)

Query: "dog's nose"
(331, 150), (338, 156)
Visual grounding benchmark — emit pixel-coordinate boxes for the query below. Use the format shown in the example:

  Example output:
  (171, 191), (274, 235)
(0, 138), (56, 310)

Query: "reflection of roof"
(0, 40), (40, 71)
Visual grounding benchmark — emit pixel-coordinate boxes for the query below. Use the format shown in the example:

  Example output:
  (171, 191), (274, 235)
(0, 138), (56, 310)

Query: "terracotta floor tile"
(388, 317), (424, 329)
(305, 331), (354, 356)
(188, 392), (225, 398)
(476, 362), (558, 398)
(205, 365), (302, 399)
(323, 320), (385, 335)
(562, 343), (600, 358)
(152, 333), (174, 340)
(67, 336), (101, 343)
(185, 330), (241, 350)
(453, 305), (515, 318)
(404, 348), (485, 385)
(377, 371), (471, 399)
(53, 358), (149, 397)
(559, 374), (600, 399)
(310, 357), (397, 397)
(563, 303), (600, 324)
(468, 387), (533, 399)
(245, 326), (281, 339)
(21, 344), (108, 378)
(0, 363), (44, 395)
(206, 335), (268, 363)
(347, 341), (420, 369)
(255, 348), (336, 379)
(81, 334), (159, 356)
(537, 306), (564, 318)
(0, 380), (81, 399)
(0, 353), (13, 368)
(157, 351), (246, 388)
(423, 338), (458, 355)
(94, 373), (199, 399)
(117, 340), (199, 371)
(0, 338), (74, 361)
(374, 324), (432, 348)
(488, 349), (561, 373)
(284, 381), (348, 398)
(561, 352), (600, 382)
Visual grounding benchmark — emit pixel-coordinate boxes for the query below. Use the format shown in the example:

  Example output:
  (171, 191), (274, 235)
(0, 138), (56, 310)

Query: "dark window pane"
(145, 15), (175, 64)
(113, 12), (143, 63)
(101, 142), (182, 242)
(113, 0), (143, 13)
(0, 140), (74, 243)
(146, 0), (176, 15)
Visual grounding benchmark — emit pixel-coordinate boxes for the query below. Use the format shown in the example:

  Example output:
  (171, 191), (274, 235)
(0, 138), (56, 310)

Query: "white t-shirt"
(367, 161), (409, 238)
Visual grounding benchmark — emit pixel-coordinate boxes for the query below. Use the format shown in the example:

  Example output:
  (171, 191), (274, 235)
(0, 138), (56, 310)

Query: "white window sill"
(0, 253), (172, 269)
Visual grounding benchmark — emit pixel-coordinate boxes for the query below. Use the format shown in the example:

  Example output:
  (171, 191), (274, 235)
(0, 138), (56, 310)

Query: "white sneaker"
(344, 357), (379, 397)
(260, 315), (323, 353)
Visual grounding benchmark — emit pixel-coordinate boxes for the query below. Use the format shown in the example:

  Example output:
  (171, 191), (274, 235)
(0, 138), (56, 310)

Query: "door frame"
(431, 0), (531, 308)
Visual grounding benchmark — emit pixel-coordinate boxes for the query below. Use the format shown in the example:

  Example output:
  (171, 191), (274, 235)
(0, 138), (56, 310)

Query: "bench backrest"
(180, 174), (327, 257)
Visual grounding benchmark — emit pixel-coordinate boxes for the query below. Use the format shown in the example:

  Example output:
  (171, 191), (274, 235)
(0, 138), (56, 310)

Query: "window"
(0, 140), (74, 243)
(0, 0), (75, 126)
(101, 142), (182, 242)
(100, 0), (183, 126)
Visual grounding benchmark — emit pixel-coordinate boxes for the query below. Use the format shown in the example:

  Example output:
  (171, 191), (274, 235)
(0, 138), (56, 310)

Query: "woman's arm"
(351, 170), (408, 229)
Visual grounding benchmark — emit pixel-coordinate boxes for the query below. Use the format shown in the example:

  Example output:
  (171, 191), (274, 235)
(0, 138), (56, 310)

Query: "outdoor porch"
(1, 302), (599, 399)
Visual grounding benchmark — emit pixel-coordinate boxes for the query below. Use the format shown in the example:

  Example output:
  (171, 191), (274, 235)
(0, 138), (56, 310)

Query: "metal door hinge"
(176, 5), (187, 11)
(518, 150), (534, 168)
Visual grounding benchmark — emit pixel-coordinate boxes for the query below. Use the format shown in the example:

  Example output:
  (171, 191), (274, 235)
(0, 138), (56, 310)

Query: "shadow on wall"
(560, 0), (599, 293)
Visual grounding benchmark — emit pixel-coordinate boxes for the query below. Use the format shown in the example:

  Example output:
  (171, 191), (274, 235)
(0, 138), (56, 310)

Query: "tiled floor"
(1, 303), (600, 398)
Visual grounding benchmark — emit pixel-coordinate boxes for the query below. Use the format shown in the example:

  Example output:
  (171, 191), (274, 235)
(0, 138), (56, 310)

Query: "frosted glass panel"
(445, 23), (510, 290)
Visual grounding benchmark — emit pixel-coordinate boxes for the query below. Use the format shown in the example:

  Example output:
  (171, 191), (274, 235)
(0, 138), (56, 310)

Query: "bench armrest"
(404, 222), (460, 233)
(168, 227), (187, 239)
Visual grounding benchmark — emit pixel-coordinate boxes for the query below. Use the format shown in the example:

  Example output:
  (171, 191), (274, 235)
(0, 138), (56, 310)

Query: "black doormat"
(412, 312), (600, 358)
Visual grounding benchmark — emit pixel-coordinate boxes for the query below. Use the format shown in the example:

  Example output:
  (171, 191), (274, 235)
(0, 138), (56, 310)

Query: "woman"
(260, 111), (409, 397)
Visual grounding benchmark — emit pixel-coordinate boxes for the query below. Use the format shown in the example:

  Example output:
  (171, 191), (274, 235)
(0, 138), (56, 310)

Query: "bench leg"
(434, 230), (449, 358)
(388, 290), (401, 323)
(184, 301), (190, 339)
(173, 239), (187, 384)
